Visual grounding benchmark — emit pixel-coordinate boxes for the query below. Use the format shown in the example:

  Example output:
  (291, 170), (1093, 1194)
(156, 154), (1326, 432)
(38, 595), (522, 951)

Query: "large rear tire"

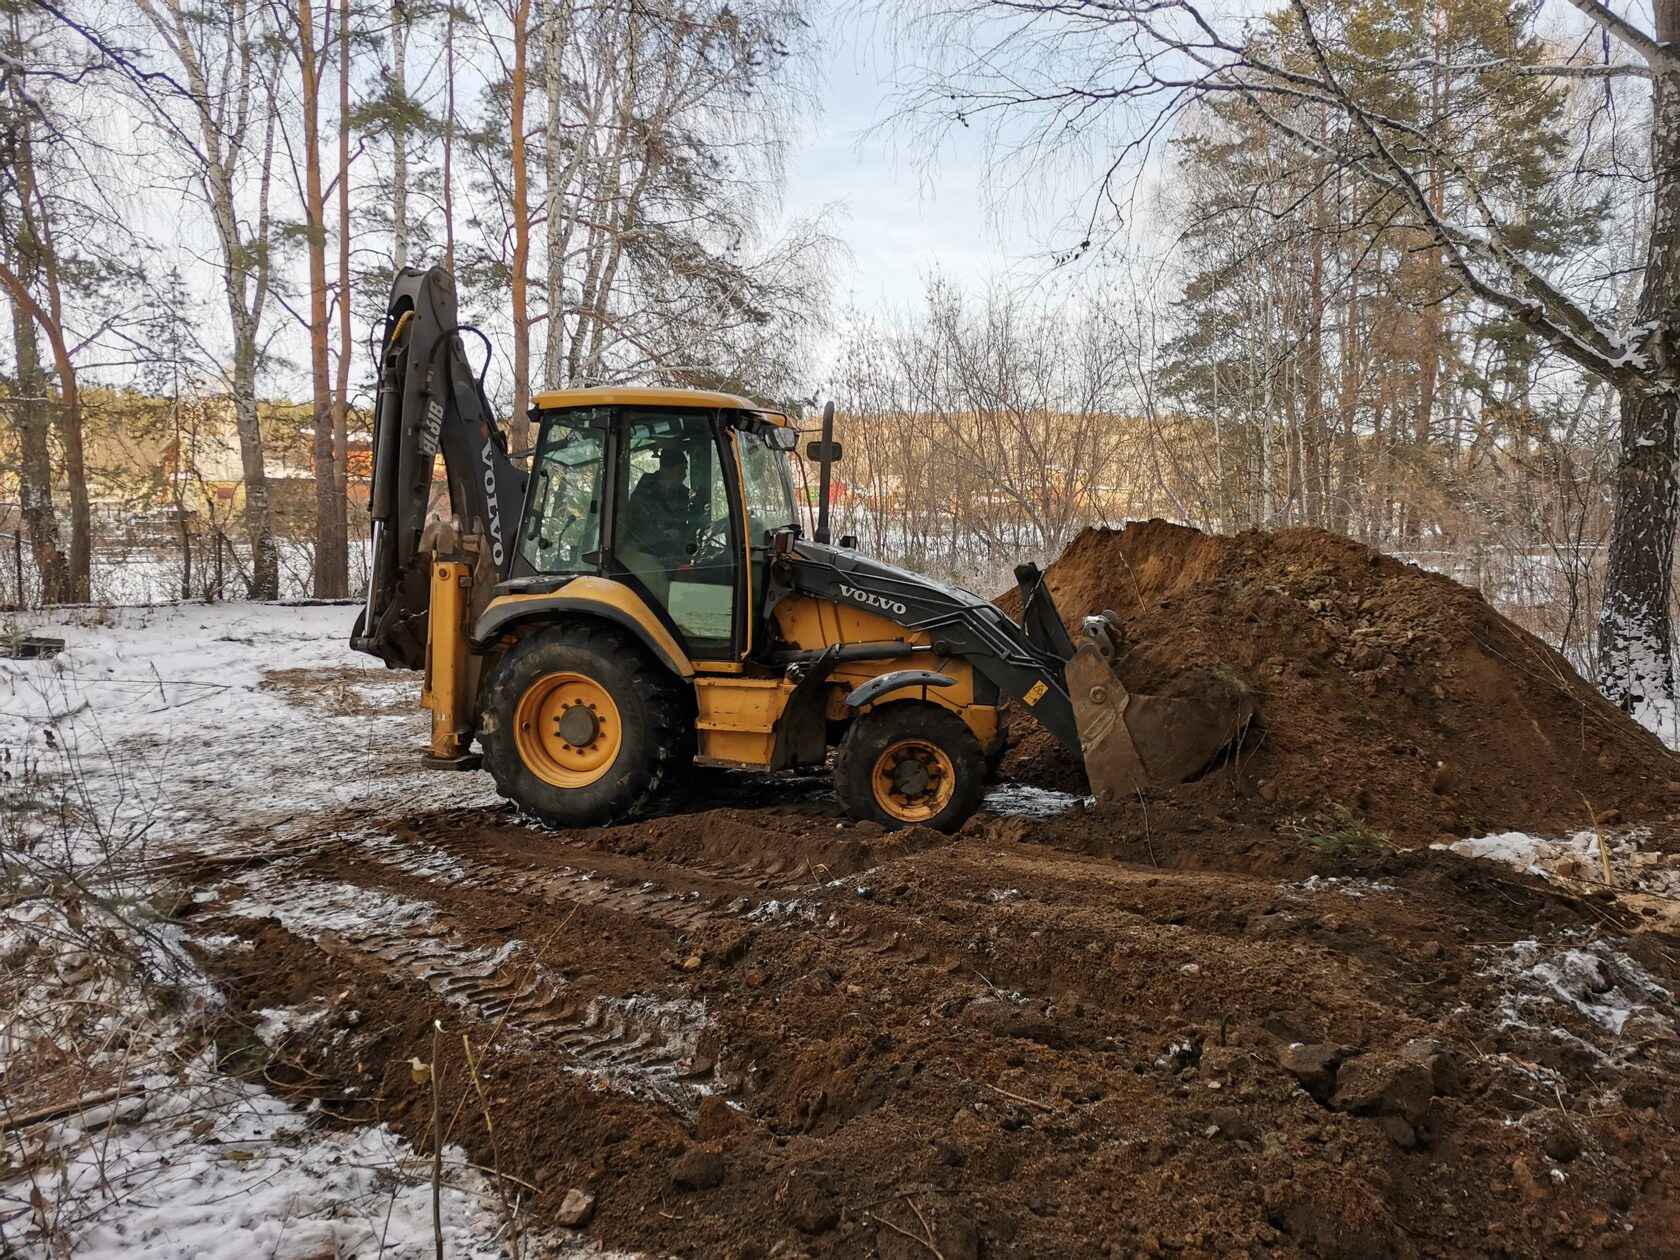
(478, 623), (683, 828)
(834, 702), (985, 833)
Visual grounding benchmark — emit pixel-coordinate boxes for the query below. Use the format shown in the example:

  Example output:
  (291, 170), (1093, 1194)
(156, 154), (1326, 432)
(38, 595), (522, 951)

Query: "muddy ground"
(180, 777), (1680, 1259)
(124, 524), (1680, 1257)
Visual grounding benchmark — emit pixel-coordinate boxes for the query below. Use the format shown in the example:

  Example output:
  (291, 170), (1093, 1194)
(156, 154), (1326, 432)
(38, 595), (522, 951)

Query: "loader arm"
(352, 267), (526, 670)
(780, 541), (1251, 801)
(782, 541), (1081, 741)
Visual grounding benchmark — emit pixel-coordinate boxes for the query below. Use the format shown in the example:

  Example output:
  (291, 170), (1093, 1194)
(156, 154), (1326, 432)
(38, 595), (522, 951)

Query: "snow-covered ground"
(0, 887), (554, 1259)
(1, 600), (1674, 1254)
(0, 604), (535, 1259)
(1, 601), (496, 846)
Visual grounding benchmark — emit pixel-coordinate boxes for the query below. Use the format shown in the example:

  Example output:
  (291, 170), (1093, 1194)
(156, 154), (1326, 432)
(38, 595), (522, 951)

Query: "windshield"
(738, 430), (798, 545)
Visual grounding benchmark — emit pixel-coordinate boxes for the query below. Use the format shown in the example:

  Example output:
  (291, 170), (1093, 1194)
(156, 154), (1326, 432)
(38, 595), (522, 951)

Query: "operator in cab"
(619, 446), (698, 600)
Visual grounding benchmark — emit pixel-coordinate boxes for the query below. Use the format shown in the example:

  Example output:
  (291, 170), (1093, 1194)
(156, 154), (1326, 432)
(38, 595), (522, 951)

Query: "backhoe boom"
(352, 267), (525, 671)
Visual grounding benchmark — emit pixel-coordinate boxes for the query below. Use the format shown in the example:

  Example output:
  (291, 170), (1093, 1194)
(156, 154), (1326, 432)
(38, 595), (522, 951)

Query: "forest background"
(2, 0), (1676, 734)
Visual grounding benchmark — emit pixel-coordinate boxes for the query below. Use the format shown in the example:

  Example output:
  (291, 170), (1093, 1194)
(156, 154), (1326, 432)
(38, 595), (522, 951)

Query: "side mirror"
(765, 425), (799, 451)
(805, 440), (843, 464)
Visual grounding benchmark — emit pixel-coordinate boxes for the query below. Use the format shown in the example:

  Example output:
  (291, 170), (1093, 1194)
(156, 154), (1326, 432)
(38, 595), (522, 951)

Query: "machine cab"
(512, 387), (801, 663)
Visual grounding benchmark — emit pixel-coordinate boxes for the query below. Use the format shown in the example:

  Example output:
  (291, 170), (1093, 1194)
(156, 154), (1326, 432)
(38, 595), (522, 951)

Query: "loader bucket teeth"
(1066, 645), (1253, 803)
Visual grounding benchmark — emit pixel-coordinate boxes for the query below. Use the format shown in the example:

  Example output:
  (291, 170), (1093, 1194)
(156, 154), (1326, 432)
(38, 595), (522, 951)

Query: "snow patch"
(746, 897), (822, 922)
(0, 889), (549, 1258)
(253, 1002), (331, 1047)
(985, 783), (1089, 819)
(1283, 874), (1399, 900)
(1438, 828), (1678, 895)
(5, 1061), (520, 1260)
(1481, 936), (1674, 1046)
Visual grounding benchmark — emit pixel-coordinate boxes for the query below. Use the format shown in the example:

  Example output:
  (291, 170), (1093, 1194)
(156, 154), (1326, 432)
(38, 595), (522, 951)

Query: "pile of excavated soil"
(999, 520), (1679, 843)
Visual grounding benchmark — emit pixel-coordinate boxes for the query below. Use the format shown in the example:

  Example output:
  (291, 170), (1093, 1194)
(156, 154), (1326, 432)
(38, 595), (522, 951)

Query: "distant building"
(0, 388), (409, 541)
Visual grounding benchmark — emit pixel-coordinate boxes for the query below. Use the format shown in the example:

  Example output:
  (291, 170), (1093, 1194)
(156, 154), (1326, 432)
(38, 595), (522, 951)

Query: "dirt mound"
(1000, 520), (1679, 842)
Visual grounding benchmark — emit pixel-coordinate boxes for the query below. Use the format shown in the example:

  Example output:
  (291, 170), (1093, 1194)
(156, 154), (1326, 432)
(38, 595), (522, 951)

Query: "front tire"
(478, 623), (682, 828)
(833, 702), (985, 833)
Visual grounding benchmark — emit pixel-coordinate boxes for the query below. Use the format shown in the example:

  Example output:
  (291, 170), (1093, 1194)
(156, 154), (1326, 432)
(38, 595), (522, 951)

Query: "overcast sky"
(779, 11), (1088, 318)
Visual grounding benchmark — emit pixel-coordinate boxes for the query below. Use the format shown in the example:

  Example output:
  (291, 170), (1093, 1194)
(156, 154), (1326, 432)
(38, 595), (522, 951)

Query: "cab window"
(612, 410), (739, 655)
(519, 411), (607, 573)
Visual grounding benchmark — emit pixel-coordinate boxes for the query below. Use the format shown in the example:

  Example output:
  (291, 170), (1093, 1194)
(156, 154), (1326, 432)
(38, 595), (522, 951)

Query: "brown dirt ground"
(169, 522), (1680, 1257)
(180, 789), (1680, 1259)
(998, 520), (1680, 846)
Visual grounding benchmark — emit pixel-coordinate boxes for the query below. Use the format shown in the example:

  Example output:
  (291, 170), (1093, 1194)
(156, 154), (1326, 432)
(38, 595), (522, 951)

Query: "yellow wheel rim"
(513, 671), (622, 788)
(871, 738), (956, 824)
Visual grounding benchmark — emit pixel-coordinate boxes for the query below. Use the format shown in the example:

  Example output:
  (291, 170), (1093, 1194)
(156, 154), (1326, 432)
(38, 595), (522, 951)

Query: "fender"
(846, 669), (956, 709)
(474, 577), (695, 679)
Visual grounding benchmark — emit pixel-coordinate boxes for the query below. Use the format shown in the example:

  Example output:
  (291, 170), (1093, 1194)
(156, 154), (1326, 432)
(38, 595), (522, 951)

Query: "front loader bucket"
(1065, 642), (1253, 803)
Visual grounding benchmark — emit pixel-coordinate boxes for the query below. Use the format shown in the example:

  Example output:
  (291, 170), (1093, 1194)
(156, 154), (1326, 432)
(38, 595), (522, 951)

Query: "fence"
(2, 529), (373, 610)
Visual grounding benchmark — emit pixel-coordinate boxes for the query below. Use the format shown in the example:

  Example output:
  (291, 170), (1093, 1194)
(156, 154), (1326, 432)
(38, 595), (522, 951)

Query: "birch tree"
(536, 0), (832, 396)
(133, 0), (283, 599)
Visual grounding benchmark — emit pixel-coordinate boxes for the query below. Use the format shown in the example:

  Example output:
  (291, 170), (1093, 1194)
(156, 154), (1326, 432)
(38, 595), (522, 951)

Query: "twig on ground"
(462, 1030), (522, 1259)
(429, 1020), (443, 1260)
(1577, 793), (1615, 890)
(984, 1082), (1057, 1112)
(868, 1201), (947, 1259)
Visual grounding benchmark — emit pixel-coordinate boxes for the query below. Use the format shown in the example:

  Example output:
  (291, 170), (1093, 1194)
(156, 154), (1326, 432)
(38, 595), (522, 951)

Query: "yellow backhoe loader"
(351, 268), (1251, 831)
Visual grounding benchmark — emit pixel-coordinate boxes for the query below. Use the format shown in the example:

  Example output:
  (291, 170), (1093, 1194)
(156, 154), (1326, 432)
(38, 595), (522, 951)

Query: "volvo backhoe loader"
(351, 267), (1251, 831)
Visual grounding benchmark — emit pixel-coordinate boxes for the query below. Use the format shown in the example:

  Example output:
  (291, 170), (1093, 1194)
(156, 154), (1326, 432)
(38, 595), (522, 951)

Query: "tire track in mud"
(200, 807), (950, 1117)
(214, 812), (1354, 1074)
(215, 863), (720, 1112)
(202, 812), (1103, 1119)
(202, 806), (1592, 1127)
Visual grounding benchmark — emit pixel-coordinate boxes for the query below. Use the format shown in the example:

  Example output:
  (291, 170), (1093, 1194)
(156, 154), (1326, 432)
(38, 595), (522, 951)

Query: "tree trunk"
(231, 341), (277, 598)
(3, 277), (66, 604)
(152, 0), (279, 600)
(5, 92), (87, 601)
(298, 0), (346, 598)
(391, 0), (409, 270)
(333, 0), (354, 591)
(1599, 385), (1679, 712)
(508, 0), (535, 449)
(542, 0), (568, 387)
(170, 410), (193, 599)
(32, 242), (90, 603)
(444, 3), (456, 274)
(1599, 0), (1680, 716)
(48, 371), (89, 604)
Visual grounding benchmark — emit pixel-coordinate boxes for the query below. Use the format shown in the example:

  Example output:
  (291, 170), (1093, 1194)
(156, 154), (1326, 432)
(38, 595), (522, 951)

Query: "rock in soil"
(555, 1187), (595, 1227)
(782, 1170), (839, 1235)
(1330, 1051), (1435, 1124)
(671, 1143), (727, 1191)
(1276, 1041), (1343, 1100)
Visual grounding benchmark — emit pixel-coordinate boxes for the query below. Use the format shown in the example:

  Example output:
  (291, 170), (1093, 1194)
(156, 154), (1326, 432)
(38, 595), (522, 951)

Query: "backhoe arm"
(352, 267), (525, 670)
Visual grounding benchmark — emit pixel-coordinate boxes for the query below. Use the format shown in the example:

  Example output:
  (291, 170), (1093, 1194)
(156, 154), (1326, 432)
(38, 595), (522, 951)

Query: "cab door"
(735, 426), (802, 658)
(609, 408), (744, 662)
(514, 407), (609, 577)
